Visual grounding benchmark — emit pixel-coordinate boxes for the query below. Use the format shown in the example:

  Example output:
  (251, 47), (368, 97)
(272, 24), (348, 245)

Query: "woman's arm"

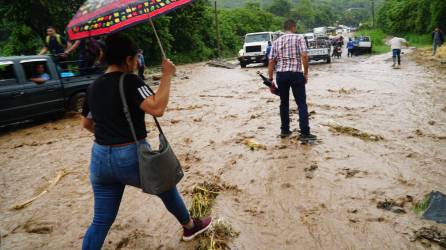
(82, 117), (95, 133)
(139, 59), (176, 117)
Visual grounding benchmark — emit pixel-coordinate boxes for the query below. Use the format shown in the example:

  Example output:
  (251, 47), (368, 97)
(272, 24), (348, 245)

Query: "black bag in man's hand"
(257, 71), (279, 96)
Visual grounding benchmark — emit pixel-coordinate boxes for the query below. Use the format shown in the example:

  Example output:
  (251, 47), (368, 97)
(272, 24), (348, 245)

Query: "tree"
(267, 0), (292, 17)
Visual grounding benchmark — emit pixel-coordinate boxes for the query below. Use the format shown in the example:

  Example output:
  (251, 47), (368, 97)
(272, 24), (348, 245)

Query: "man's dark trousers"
(138, 66), (145, 80)
(276, 71), (310, 135)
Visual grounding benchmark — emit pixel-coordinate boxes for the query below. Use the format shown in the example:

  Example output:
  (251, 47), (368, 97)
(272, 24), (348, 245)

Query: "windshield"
(245, 34), (270, 43)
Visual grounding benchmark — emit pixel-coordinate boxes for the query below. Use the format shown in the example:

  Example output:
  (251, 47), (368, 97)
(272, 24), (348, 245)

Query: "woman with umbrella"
(81, 33), (211, 250)
(73, 1), (211, 249)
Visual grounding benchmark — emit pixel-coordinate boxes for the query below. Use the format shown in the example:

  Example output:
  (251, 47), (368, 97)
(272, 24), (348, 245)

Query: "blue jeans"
(82, 141), (190, 250)
(276, 71), (310, 135)
(392, 49), (401, 65)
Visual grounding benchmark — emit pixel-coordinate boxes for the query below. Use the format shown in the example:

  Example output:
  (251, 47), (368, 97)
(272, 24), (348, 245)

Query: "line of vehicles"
(1, 27), (372, 127)
(238, 26), (372, 68)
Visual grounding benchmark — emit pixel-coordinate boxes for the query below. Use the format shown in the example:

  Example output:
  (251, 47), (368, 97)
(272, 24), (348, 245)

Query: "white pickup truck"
(354, 36), (372, 54)
(238, 32), (282, 68)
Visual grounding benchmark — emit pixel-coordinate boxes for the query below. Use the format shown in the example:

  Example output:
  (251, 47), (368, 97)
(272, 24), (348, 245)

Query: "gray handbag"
(119, 73), (184, 195)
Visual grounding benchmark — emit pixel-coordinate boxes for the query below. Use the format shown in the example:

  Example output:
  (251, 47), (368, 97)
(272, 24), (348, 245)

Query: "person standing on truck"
(39, 26), (72, 67)
(268, 19), (316, 141)
(388, 36), (408, 68)
(65, 38), (104, 75)
(80, 34), (211, 250)
(432, 28), (445, 56)
(347, 38), (355, 57)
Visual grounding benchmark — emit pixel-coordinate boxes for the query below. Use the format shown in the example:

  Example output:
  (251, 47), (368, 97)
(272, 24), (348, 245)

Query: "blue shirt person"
(30, 64), (51, 84)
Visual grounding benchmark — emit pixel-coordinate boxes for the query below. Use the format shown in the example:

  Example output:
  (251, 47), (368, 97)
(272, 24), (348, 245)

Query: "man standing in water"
(268, 19), (316, 141)
(388, 36), (408, 68)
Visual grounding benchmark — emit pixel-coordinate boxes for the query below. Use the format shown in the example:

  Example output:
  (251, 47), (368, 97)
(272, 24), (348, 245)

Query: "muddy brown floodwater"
(1, 49), (445, 250)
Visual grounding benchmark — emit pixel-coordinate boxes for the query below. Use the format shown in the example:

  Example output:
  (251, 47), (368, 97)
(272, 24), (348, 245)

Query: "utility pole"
(371, 0), (375, 28)
(214, 0), (221, 59)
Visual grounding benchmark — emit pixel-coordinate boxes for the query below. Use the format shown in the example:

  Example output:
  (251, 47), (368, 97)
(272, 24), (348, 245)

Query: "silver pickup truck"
(304, 34), (331, 64)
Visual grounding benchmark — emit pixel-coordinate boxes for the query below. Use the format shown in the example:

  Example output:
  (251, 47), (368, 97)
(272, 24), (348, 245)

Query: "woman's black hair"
(104, 33), (138, 66)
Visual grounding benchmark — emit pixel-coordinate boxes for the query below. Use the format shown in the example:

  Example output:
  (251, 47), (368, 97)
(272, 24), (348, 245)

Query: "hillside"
(218, 0), (382, 11)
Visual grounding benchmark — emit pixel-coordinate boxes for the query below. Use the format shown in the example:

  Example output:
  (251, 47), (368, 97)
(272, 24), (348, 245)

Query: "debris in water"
(411, 226), (446, 248)
(304, 164), (318, 179)
(242, 139), (267, 151)
(11, 170), (69, 210)
(377, 199), (406, 214)
(189, 182), (221, 219)
(207, 60), (238, 69)
(421, 191), (446, 224)
(327, 123), (384, 141)
(197, 218), (239, 250)
(339, 168), (366, 178)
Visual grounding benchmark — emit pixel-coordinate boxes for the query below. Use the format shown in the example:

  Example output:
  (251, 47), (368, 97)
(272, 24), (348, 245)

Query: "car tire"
(240, 62), (247, 68)
(326, 56), (331, 64)
(69, 92), (86, 113)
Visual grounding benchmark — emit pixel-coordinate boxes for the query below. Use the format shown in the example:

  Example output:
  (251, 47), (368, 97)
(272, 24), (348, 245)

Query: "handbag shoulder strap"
(119, 73), (140, 144)
(119, 73), (165, 142)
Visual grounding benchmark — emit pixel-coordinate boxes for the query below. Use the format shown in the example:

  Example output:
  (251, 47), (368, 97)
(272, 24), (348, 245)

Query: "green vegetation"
(377, 0), (446, 35)
(1, 0), (443, 63)
(413, 194), (431, 215)
(355, 28), (388, 54)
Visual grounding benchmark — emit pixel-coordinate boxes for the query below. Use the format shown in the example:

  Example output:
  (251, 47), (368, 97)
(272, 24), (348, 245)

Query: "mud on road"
(1, 49), (445, 249)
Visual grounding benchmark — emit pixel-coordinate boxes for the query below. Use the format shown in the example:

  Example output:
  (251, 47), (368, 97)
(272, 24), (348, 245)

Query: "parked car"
(0, 55), (101, 126)
(238, 32), (283, 68)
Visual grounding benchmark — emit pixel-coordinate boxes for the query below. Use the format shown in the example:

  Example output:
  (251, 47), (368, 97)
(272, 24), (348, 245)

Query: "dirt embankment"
(1, 49), (446, 250)
(411, 45), (446, 74)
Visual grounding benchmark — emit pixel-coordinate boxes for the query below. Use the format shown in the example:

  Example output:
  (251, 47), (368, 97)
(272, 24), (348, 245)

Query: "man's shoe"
(280, 130), (292, 138)
(391, 63), (396, 67)
(300, 133), (317, 141)
(182, 217), (212, 241)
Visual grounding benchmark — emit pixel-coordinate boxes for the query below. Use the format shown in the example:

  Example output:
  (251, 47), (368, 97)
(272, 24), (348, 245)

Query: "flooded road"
(1, 49), (445, 249)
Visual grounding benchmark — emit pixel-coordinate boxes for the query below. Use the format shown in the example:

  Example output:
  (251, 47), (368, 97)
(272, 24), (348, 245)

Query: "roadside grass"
(405, 33), (432, 48)
(355, 29), (388, 54)
(355, 29), (432, 54)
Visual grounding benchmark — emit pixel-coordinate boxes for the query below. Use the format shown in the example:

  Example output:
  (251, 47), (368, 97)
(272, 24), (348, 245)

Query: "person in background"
(432, 28), (444, 56)
(66, 38), (103, 75)
(266, 41), (272, 62)
(347, 38), (355, 57)
(30, 64), (50, 84)
(388, 36), (408, 68)
(80, 34), (211, 250)
(39, 26), (72, 68)
(137, 49), (146, 80)
(268, 19), (316, 141)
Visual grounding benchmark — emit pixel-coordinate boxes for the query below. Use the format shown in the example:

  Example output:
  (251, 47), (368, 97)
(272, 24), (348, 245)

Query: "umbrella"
(67, 0), (195, 57)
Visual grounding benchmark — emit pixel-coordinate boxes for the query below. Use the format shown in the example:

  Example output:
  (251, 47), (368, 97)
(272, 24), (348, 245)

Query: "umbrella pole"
(148, 17), (167, 59)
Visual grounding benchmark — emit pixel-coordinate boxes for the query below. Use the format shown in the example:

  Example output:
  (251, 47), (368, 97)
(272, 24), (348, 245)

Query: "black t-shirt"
(47, 36), (67, 55)
(82, 72), (152, 145)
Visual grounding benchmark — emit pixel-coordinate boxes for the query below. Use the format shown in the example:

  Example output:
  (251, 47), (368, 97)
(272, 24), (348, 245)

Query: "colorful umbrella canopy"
(67, 0), (194, 41)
